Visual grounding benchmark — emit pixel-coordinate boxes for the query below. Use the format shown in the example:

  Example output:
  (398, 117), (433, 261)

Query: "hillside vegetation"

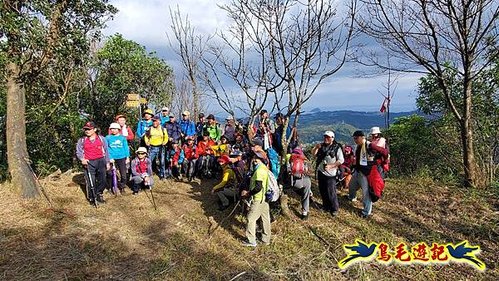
(1, 173), (497, 280)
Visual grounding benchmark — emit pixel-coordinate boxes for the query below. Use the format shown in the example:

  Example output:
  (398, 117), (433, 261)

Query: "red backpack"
(290, 154), (308, 178)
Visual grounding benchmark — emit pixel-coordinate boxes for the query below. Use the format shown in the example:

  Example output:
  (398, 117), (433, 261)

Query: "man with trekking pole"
(76, 121), (111, 206)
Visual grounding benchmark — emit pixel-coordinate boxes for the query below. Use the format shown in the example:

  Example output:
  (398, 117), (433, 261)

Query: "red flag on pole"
(380, 97), (388, 113)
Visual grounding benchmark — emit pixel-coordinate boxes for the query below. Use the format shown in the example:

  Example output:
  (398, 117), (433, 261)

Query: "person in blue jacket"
(165, 114), (182, 144)
(136, 109), (154, 146)
(106, 122), (130, 193)
(180, 110), (196, 141)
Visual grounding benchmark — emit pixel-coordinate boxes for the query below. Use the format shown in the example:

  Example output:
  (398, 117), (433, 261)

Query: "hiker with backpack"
(348, 130), (389, 218)
(76, 121), (111, 205)
(369, 126), (390, 177)
(212, 155), (238, 211)
(130, 147), (154, 195)
(312, 131), (344, 217)
(144, 117), (169, 180)
(136, 109), (154, 146)
(240, 150), (271, 247)
(196, 113), (206, 139)
(204, 114), (223, 143)
(106, 123), (130, 194)
(287, 146), (312, 220)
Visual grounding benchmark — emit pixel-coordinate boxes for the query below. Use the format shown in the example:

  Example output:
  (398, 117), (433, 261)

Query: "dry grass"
(0, 173), (497, 280)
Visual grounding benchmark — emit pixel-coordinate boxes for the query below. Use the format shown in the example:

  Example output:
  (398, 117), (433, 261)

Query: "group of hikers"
(75, 107), (389, 247)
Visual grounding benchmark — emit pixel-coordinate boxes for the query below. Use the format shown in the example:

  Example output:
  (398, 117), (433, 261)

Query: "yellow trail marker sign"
(127, 93), (140, 100)
(125, 100), (140, 108)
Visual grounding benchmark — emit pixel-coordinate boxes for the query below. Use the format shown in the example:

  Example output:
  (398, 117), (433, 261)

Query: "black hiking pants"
(107, 158), (127, 190)
(317, 171), (339, 213)
(84, 157), (107, 199)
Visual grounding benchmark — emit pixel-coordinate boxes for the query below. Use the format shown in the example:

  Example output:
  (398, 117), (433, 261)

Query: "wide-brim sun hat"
(136, 147), (148, 154)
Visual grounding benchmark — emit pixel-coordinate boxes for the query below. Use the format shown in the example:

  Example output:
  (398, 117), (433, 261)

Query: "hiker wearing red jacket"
(348, 130), (388, 219)
(196, 131), (216, 178)
(182, 136), (198, 181)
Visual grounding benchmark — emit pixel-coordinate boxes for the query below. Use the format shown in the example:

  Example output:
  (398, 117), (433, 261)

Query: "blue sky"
(103, 0), (422, 113)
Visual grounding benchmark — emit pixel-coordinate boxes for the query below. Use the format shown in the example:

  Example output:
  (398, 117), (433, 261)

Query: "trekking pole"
(85, 168), (98, 208)
(145, 183), (157, 211)
(208, 200), (241, 237)
(111, 162), (119, 196)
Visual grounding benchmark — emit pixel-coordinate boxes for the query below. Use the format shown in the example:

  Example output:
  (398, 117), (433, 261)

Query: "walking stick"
(145, 183), (157, 211)
(85, 168), (98, 208)
(111, 163), (119, 195)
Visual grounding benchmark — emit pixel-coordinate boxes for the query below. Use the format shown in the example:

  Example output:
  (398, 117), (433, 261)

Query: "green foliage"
(0, 1), (117, 179)
(385, 115), (461, 183)
(81, 34), (175, 129)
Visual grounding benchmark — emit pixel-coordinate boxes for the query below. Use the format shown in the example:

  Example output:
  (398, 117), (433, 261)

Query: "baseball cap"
(109, 123), (120, 130)
(324, 131), (335, 138)
(353, 130), (365, 137)
(83, 121), (95, 130)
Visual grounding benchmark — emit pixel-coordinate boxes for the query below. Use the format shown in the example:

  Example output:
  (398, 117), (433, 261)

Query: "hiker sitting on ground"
(106, 122), (130, 194)
(166, 140), (185, 180)
(240, 150), (271, 247)
(76, 121), (111, 205)
(287, 146), (312, 220)
(130, 147), (154, 195)
(182, 136), (198, 182)
(212, 155), (238, 211)
(196, 131), (216, 178)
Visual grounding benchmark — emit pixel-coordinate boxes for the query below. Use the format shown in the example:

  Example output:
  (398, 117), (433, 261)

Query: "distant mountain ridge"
(297, 110), (420, 144)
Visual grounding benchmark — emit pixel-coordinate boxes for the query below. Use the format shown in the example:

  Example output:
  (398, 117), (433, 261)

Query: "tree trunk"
(460, 82), (477, 187)
(279, 117), (292, 217)
(6, 62), (41, 198)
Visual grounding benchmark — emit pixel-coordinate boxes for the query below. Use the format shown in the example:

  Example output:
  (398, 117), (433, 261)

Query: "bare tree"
(169, 6), (209, 118)
(357, 0), (499, 187)
(200, 0), (357, 216)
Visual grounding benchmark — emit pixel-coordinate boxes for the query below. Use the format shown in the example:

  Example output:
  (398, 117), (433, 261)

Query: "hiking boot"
(120, 188), (126, 194)
(96, 194), (106, 204)
(360, 213), (369, 219)
(301, 213), (309, 221)
(331, 211), (338, 217)
(241, 241), (257, 247)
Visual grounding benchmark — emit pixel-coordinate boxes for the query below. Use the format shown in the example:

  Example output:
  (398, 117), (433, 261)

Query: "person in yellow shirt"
(241, 150), (271, 247)
(212, 155), (238, 211)
(144, 117), (169, 180)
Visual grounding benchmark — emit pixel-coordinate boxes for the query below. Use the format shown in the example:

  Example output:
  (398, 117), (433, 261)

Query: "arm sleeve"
(213, 169), (231, 191)
(250, 180), (263, 196)
(127, 127), (135, 141)
(75, 138), (84, 160)
(101, 136), (110, 163)
(162, 129), (169, 145)
(369, 143), (389, 157)
(336, 149), (345, 165)
(131, 159), (139, 177)
(123, 136), (130, 158)
(136, 121), (143, 138)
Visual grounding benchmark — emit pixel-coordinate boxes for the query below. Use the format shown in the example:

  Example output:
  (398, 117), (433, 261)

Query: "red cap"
(217, 155), (231, 165)
(83, 121), (95, 130)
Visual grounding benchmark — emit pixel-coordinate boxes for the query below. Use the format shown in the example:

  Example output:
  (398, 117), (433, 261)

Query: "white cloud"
(103, 0), (422, 113)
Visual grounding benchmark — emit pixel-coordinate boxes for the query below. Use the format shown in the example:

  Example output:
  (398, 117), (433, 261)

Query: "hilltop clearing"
(0, 172), (497, 280)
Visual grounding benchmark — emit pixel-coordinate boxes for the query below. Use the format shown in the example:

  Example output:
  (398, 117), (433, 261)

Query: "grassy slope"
(0, 173), (497, 281)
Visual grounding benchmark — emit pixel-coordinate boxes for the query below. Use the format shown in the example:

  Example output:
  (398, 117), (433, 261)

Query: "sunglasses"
(137, 152), (147, 155)
(83, 128), (93, 131)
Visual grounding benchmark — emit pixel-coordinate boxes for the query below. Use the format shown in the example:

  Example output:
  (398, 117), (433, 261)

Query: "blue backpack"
(266, 147), (280, 178)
